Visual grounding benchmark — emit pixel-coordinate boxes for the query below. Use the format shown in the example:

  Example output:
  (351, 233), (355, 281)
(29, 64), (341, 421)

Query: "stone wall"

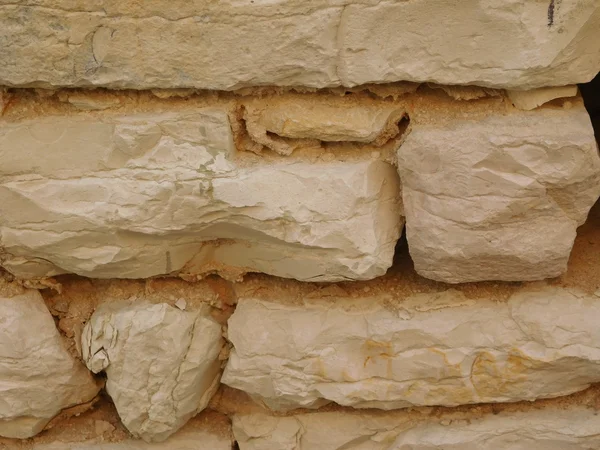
(0, 1), (599, 448)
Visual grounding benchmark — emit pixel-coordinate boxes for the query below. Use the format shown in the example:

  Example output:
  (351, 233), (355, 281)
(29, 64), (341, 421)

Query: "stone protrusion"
(223, 287), (600, 411)
(0, 288), (101, 439)
(0, 109), (403, 282)
(81, 302), (224, 442)
(397, 102), (600, 283)
(1, 1), (598, 90)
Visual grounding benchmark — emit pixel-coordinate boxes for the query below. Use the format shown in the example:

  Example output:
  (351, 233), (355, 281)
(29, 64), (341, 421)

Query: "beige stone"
(33, 425), (232, 450)
(0, 1), (598, 90)
(222, 287), (600, 411)
(507, 86), (579, 110)
(233, 406), (600, 449)
(0, 289), (100, 439)
(81, 302), (224, 442)
(244, 97), (407, 155)
(397, 102), (600, 283)
(0, 110), (403, 282)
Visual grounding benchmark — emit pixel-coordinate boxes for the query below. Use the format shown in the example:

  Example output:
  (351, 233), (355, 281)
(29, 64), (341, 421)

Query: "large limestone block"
(81, 302), (224, 442)
(0, 110), (402, 282)
(0, 289), (100, 439)
(233, 407), (600, 449)
(222, 287), (600, 411)
(397, 103), (600, 283)
(0, 1), (598, 90)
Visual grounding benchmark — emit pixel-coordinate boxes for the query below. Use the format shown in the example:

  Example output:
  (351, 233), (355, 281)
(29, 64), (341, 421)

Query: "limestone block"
(507, 86), (579, 110)
(0, 1), (598, 90)
(81, 302), (224, 442)
(0, 289), (100, 439)
(397, 102), (600, 283)
(244, 97), (407, 155)
(233, 407), (600, 449)
(0, 110), (403, 282)
(222, 287), (600, 411)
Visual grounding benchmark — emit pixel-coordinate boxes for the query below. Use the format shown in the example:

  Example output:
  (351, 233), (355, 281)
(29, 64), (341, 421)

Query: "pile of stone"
(0, 1), (599, 448)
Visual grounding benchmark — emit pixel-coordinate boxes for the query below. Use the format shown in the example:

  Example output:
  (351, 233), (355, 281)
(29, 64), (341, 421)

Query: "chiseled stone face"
(81, 302), (224, 443)
(222, 287), (600, 411)
(0, 289), (100, 439)
(397, 102), (600, 283)
(0, 109), (403, 282)
(0, 0), (598, 90)
(232, 407), (600, 450)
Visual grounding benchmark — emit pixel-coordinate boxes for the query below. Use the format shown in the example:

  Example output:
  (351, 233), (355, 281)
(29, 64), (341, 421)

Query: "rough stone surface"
(81, 302), (224, 442)
(33, 427), (232, 450)
(507, 85), (579, 110)
(223, 286), (600, 411)
(397, 102), (600, 283)
(0, 109), (403, 282)
(0, 289), (100, 439)
(0, 1), (598, 90)
(233, 407), (600, 449)
(243, 97), (407, 155)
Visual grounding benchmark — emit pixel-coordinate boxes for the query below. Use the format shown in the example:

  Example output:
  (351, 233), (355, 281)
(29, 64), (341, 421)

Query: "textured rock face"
(243, 97), (407, 155)
(0, 110), (403, 282)
(34, 426), (232, 450)
(233, 407), (600, 450)
(397, 103), (600, 283)
(0, 289), (100, 439)
(81, 302), (224, 442)
(507, 85), (578, 110)
(1, 1), (598, 90)
(223, 287), (600, 411)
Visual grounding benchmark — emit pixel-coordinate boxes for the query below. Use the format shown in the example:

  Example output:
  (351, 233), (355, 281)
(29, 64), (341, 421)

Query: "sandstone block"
(397, 102), (600, 283)
(222, 287), (600, 411)
(243, 97), (407, 155)
(0, 1), (598, 90)
(233, 407), (600, 449)
(0, 110), (403, 282)
(507, 86), (579, 110)
(0, 289), (100, 439)
(81, 302), (224, 442)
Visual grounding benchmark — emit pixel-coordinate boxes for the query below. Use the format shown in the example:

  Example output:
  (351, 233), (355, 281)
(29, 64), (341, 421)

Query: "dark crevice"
(579, 72), (600, 143)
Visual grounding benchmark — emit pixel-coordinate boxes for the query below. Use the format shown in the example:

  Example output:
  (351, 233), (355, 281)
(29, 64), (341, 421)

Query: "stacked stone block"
(0, 0), (599, 448)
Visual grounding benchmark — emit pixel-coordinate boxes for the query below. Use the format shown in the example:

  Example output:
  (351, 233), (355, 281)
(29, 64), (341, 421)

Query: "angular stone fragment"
(233, 406), (600, 450)
(507, 86), (579, 110)
(0, 288), (100, 439)
(0, 1), (598, 90)
(0, 110), (402, 282)
(222, 287), (600, 411)
(397, 101), (600, 283)
(243, 97), (407, 155)
(81, 302), (224, 442)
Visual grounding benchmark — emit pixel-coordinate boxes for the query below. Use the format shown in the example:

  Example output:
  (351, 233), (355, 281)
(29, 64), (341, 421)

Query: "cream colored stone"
(0, 1), (598, 90)
(233, 407), (600, 449)
(223, 287), (600, 411)
(33, 426), (232, 450)
(507, 85), (579, 110)
(81, 302), (223, 442)
(0, 110), (403, 282)
(0, 289), (100, 439)
(397, 102), (600, 283)
(244, 97), (407, 155)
